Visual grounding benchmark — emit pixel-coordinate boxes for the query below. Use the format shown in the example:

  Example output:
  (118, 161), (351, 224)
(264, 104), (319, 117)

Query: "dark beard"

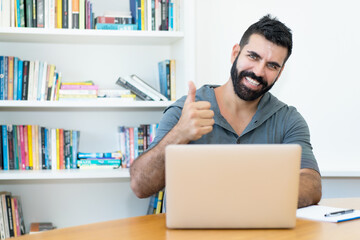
(231, 54), (276, 101)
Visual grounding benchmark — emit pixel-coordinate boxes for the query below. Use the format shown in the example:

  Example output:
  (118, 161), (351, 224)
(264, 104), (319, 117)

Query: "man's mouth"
(245, 76), (260, 86)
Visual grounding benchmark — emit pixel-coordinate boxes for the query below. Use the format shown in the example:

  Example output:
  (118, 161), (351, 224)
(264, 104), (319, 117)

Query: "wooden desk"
(15, 198), (360, 240)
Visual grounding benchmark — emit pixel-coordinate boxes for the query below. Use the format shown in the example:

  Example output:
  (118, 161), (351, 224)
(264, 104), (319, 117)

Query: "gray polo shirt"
(150, 85), (319, 172)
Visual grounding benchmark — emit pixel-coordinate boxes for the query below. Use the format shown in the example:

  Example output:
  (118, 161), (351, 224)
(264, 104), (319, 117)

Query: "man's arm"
(298, 168), (322, 208)
(130, 82), (215, 198)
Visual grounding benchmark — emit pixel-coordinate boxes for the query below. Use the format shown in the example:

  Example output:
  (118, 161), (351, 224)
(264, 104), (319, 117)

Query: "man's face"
(231, 34), (288, 101)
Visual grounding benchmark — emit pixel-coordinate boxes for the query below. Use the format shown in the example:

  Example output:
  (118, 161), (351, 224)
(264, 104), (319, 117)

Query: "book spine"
(19, 0), (26, 27)
(32, 0), (37, 27)
(1, 194), (10, 238)
(13, 57), (18, 100)
(155, 190), (164, 214)
(17, 59), (23, 101)
(51, 128), (57, 170)
(5, 195), (14, 237)
(12, 198), (21, 237)
(72, 0), (79, 28)
(0, 56), (4, 100)
(4, 56), (8, 100)
(7, 57), (14, 100)
(158, 60), (169, 99)
(62, 0), (68, 28)
(19, 125), (26, 170)
(41, 127), (46, 169)
(124, 127), (130, 168)
(79, 0), (84, 29)
(95, 23), (137, 30)
(37, 0), (44, 27)
(0, 194), (6, 239)
(0, 126), (3, 170)
(11, 198), (18, 237)
(27, 125), (33, 169)
(7, 125), (14, 170)
(64, 129), (70, 169)
(2, 126), (9, 170)
(169, 59), (176, 101)
(49, 0), (55, 28)
(56, 0), (62, 28)
(25, 0), (33, 27)
(40, 62), (48, 101)
(13, 126), (19, 170)
(21, 61), (29, 100)
(129, 0), (139, 29)
(23, 126), (29, 169)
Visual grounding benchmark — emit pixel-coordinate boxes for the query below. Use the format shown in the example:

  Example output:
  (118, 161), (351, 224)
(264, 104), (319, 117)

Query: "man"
(130, 15), (322, 208)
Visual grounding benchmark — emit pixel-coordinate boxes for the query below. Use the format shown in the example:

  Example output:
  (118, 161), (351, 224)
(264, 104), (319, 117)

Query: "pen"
(324, 209), (355, 217)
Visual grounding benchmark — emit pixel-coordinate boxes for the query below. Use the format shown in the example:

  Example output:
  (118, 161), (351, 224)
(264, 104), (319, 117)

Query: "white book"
(44, 0), (49, 28)
(2, 0), (10, 27)
(0, 197), (6, 240)
(36, 61), (44, 100)
(32, 60), (39, 101)
(130, 74), (168, 101)
(27, 61), (34, 101)
(10, 0), (15, 27)
(147, 0), (152, 31)
(68, 0), (72, 30)
(40, 62), (48, 101)
(79, 0), (84, 29)
(51, 128), (57, 170)
(48, 0), (55, 28)
(1, 194), (10, 239)
(155, 0), (161, 31)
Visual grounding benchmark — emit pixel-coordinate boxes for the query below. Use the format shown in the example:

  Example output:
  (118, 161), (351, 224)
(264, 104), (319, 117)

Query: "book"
(0, 195), (6, 239)
(30, 222), (55, 233)
(129, 0), (139, 30)
(155, 190), (164, 214)
(96, 16), (132, 24)
(72, 0), (79, 28)
(95, 23), (137, 30)
(21, 60), (29, 100)
(130, 74), (168, 101)
(297, 205), (360, 223)
(25, 0), (33, 27)
(32, 0), (37, 27)
(0, 56), (4, 100)
(0, 193), (10, 238)
(116, 77), (152, 101)
(60, 84), (98, 90)
(158, 59), (170, 99)
(62, 0), (69, 28)
(5, 194), (14, 237)
(169, 59), (176, 100)
(56, 0), (62, 28)
(37, 0), (44, 27)
(78, 151), (122, 159)
(8, 57), (15, 100)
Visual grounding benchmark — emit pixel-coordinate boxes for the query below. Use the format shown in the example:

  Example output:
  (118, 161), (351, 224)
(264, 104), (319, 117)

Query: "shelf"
(0, 169), (130, 180)
(0, 27), (184, 45)
(321, 170), (360, 178)
(0, 99), (174, 110)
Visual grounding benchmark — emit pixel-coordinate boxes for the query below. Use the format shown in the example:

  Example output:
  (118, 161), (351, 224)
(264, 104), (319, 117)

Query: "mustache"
(238, 71), (267, 87)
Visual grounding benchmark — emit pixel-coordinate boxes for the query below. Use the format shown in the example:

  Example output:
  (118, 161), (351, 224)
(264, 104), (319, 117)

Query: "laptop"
(165, 144), (301, 229)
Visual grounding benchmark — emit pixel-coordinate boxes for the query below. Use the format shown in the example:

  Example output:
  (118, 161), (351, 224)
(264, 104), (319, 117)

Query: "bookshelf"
(0, 0), (195, 232)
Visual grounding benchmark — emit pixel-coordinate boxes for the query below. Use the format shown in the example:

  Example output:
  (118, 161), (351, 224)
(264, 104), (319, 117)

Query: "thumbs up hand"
(174, 81), (215, 143)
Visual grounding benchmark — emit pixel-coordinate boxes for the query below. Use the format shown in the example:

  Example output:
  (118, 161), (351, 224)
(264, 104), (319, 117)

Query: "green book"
(25, 0), (33, 27)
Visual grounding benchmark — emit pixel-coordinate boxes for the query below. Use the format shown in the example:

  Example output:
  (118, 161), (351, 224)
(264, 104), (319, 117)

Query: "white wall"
(194, 0), (360, 174)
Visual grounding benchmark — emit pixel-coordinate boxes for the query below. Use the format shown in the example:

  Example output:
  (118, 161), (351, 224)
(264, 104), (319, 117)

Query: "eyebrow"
(247, 50), (282, 68)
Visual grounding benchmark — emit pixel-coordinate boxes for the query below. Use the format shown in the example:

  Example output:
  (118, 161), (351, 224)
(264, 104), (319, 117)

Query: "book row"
(0, 56), (62, 101)
(116, 60), (176, 101)
(130, 0), (180, 31)
(117, 124), (158, 168)
(0, 124), (80, 171)
(0, 0), (180, 31)
(0, 192), (26, 239)
(0, 0), (96, 29)
(0, 56), (137, 101)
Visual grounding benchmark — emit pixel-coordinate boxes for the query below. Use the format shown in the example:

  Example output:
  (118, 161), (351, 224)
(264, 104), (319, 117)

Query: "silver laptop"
(165, 144), (301, 229)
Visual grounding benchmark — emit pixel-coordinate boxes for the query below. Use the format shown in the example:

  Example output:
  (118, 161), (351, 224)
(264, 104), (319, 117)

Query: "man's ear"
(231, 44), (241, 64)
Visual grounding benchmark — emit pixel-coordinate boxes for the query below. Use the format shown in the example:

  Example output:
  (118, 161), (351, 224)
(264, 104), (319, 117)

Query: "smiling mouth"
(245, 76), (260, 86)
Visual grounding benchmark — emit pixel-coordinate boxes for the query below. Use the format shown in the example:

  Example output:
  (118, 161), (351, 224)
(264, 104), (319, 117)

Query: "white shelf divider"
(0, 169), (130, 180)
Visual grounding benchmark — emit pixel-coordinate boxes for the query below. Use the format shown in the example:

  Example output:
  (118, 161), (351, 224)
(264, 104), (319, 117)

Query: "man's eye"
(248, 54), (257, 60)
(268, 64), (278, 70)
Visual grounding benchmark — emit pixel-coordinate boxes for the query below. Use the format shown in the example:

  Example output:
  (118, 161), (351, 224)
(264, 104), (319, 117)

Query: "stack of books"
(116, 74), (168, 101)
(0, 192), (26, 239)
(95, 12), (137, 30)
(58, 81), (98, 100)
(76, 151), (122, 169)
(147, 189), (165, 214)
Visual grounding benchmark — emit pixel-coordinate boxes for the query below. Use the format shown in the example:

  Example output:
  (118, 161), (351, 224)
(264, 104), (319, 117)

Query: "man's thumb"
(185, 81), (196, 104)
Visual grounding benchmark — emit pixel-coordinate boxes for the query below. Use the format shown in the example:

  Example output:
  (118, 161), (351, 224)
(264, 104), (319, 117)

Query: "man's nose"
(253, 62), (266, 78)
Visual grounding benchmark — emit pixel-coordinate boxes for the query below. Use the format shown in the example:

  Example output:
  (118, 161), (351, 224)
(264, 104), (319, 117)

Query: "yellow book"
(61, 81), (94, 85)
(155, 190), (164, 214)
(14, 0), (18, 27)
(32, 125), (37, 170)
(8, 57), (14, 100)
(170, 59), (176, 101)
(141, 0), (145, 30)
(27, 125), (33, 169)
(34, 125), (40, 170)
(56, 128), (60, 170)
(57, 0), (62, 28)
(11, 198), (17, 237)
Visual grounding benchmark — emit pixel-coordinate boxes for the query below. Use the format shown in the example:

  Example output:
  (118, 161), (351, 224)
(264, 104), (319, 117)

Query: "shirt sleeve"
(283, 107), (320, 173)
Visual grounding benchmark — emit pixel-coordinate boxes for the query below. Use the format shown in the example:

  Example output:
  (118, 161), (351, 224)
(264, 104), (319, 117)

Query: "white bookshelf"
(0, 0), (195, 231)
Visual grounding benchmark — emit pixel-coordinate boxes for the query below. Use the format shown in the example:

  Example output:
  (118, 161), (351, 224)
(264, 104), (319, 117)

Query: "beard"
(231, 54), (277, 101)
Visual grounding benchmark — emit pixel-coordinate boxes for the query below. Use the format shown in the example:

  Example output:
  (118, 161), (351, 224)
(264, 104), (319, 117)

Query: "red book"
(23, 125), (29, 169)
(19, 125), (26, 170)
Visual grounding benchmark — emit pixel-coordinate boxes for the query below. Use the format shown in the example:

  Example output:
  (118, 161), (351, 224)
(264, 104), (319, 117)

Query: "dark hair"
(240, 14), (293, 63)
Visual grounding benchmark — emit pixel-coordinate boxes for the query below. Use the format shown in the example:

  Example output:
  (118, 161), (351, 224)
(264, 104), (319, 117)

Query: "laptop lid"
(165, 144), (301, 229)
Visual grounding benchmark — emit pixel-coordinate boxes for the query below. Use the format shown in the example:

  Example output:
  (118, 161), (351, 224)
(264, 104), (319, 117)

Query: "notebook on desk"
(165, 144), (301, 229)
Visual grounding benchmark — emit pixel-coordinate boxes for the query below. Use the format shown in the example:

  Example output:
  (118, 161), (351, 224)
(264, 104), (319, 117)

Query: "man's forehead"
(243, 34), (288, 62)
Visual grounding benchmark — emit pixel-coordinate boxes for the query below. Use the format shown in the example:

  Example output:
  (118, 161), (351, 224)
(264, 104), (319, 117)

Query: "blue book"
(134, 127), (139, 159)
(18, 60), (23, 101)
(44, 127), (49, 169)
(14, 57), (19, 100)
(137, 0), (142, 30)
(95, 23), (137, 30)
(2, 125), (9, 170)
(125, 127), (130, 168)
(37, 61), (44, 101)
(169, 0), (174, 31)
(4, 56), (8, 100)
(129, 0), (139, 29)
(158, 60), (170, 99)
(0, 56), (4, 100)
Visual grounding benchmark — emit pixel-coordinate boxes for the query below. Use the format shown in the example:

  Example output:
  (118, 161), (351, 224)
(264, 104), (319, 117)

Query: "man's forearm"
(130, 125), (189, 198)
(298, 168), (322, 208)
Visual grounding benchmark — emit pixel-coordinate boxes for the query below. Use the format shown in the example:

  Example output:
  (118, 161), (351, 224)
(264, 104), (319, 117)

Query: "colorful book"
(95, 23), (137, 30)
(0, 56), (4, 100)
(2, 126), (9, 170)
(72, 0), (79, 28)
(7, 57), (14, 100)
